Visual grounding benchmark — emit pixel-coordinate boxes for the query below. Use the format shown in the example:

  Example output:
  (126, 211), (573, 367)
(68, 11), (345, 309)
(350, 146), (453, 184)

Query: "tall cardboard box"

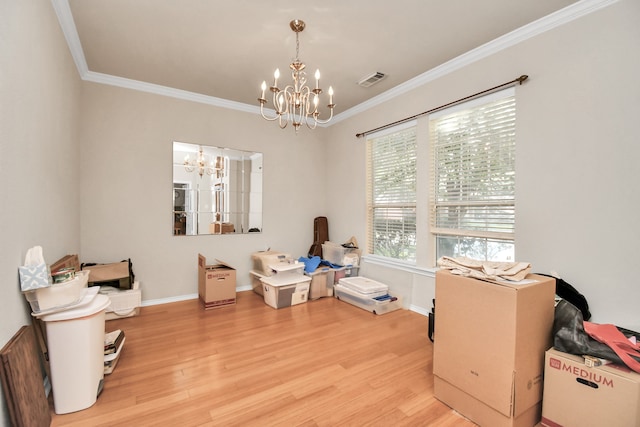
(541, 348), (640, 427)
(433, 270), (555, 427)
(198, 254), (236, 309)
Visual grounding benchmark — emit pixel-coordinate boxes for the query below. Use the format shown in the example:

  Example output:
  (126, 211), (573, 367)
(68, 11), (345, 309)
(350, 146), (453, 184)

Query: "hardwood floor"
(49, 291), (476, 426)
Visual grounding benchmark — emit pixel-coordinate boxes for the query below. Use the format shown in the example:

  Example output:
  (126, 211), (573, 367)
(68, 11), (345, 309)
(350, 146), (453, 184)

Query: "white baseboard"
(140, 285), (428, 318)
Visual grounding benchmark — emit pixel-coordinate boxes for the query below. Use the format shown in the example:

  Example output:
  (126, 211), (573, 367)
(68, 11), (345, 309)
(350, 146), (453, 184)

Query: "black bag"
(553, 299), (640, 366)
(428, 299), (435, 342)
(81, 259), (135, 289)
(538, 273), (591, 320)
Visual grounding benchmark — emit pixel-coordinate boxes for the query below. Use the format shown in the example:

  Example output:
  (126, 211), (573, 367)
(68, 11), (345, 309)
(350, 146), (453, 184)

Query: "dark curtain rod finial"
(356, 74), (529, 139)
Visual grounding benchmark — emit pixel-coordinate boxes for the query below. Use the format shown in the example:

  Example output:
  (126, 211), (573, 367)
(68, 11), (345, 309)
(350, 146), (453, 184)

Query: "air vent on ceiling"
(358, 72), (386, 87)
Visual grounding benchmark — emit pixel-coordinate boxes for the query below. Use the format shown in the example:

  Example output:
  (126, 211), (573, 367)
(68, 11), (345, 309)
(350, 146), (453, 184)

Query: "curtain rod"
(355, 74), (528, 138)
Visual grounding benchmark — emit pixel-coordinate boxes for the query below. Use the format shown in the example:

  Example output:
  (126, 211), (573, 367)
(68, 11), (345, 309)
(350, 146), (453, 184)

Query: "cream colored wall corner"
(0, 1), (83, 425)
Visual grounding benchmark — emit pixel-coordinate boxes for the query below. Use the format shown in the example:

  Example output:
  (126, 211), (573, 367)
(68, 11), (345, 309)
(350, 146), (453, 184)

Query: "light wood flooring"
(49, 291), (476, 426)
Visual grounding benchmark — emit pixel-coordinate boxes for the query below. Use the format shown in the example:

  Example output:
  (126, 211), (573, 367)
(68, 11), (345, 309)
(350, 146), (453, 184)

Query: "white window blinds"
(429, 90), (516, 241)
(366, 123), (417, 261)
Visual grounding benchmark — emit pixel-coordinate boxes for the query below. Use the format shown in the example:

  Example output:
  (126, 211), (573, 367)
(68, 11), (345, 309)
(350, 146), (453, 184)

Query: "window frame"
(365, 121), (418, 263)
(428, 88), (516, 261)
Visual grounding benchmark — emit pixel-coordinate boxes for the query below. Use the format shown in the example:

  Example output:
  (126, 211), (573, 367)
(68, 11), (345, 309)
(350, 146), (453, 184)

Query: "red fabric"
(584, 322), (640, 373)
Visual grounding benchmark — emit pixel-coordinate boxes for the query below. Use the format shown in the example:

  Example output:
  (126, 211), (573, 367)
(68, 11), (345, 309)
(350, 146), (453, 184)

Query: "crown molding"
(52, 0), (619, 124)
(331, 0), (619, 124)
(84, 71), (261, 114)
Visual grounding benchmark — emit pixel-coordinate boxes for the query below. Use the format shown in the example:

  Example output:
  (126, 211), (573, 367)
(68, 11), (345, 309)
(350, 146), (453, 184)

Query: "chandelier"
(258, 19), (335, 132)
(183, 147), (225, 178)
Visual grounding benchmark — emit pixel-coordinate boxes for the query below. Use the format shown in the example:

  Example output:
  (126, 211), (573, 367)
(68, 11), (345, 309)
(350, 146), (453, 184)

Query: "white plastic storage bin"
(261, 274), (311, 309)
(250, 270), (267, 295)
(338, 276), (388, 297)
(37, 290), (110, 414)
(100, 282), (141, 320)
(305, 266), (332, 299)
(268, 262), (305, 277)
(329, 266), (347, 285)
(334, 283), (402, 315)
(23, 270), (89, 313)
(322, 243), (348, 266)
(344, 265), (360, 279)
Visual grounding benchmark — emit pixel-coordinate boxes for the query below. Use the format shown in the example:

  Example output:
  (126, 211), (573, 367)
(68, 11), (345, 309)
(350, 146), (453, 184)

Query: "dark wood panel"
(0, 325), (51, 427)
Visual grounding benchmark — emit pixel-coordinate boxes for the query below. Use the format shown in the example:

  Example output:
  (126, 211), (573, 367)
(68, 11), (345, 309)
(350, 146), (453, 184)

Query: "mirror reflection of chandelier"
(258, 19), (335, 133)
(183, 147), (225, 178)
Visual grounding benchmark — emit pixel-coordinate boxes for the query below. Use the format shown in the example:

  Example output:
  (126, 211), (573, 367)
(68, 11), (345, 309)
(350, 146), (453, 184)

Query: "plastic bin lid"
(269, 262), (305, 273)
(338, 276), (389, 293)
(39, 293), (110, 322)
(261, 274), (312, 287)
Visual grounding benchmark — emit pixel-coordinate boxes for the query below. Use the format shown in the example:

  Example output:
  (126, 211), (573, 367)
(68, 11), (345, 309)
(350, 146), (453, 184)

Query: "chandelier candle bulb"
(273, 69), (280, 87)
(315, 69), (320, 89)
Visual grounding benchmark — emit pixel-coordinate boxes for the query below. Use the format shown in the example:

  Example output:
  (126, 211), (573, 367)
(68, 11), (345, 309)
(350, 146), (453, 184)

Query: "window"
(429, 89), (516, 261)
(366, 123), (417, 262)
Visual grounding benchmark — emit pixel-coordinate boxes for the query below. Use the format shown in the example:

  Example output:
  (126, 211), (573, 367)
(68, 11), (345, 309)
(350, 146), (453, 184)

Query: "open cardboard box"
(198, 254), (236, 309)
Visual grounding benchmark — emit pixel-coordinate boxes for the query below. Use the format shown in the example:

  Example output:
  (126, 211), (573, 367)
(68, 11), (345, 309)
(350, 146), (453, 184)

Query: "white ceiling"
(53, 0), (608, 122)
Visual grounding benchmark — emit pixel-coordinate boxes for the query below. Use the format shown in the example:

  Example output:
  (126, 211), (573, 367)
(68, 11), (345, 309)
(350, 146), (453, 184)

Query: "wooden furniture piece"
(0, 325), (51, 427)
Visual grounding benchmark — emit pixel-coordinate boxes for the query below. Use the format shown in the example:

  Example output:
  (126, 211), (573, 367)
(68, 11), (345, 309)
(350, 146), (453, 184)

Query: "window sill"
(361, 255), (438, 278)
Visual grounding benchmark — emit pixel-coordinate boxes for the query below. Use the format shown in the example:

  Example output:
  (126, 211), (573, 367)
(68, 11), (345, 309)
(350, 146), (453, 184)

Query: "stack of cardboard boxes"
(434, 269), (640, 427)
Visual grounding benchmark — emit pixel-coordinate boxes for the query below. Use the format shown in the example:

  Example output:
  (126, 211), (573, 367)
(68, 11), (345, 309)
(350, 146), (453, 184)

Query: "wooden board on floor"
(0, 325), (51, 427)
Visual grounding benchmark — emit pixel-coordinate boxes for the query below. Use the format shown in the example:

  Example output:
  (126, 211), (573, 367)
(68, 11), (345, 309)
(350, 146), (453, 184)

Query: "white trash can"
(39, 292), (110, 414)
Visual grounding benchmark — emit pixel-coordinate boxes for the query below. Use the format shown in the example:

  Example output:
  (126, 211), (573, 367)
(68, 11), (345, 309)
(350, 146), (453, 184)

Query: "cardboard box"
(208, 222), (235, 234)
(260, 274), (310, 309)
(198, 254), (236, 309)
(541, 348), (640, 427)
(50, 254), (80, 274)
(433, 270), (555, 427)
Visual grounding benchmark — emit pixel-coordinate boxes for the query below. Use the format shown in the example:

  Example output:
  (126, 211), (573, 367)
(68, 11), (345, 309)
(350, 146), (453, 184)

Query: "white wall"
(0, 1), (82, 425)
(78, 83), (329, 302)
(325, 0), (640, 330)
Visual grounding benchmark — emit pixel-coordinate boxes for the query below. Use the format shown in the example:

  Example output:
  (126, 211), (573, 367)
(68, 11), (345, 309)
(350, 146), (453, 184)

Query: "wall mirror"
(172, 141), (263, 235)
